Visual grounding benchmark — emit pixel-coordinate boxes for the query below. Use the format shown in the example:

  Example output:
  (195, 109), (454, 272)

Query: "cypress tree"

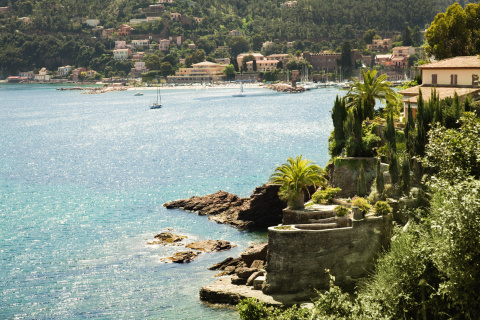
(384, 113), (397, 153)
(357, 163), (367, 197)
(389, 152), (400, 185)
(401, 158), (410, 196)
(331, 95), (347, 156)
(376, 158), (385, 197)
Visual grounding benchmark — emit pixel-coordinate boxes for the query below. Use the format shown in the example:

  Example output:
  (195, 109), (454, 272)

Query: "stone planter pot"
(287, 193), (305, 210)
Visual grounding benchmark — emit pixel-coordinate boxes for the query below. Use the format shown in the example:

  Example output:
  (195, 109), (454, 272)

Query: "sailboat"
(150, 79), (162, 109)
(232, 83), (246, 97)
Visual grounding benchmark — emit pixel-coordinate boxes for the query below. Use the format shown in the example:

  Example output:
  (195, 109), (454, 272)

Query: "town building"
(170, 13), (181, 21)
(399, 56), (480, 119)
(193, 17), (203, 23)
(72, 67), (86, 81)
(188, 43), (196, 50)
(57, 65), (72, 77)
(113, 48), (131, 60)
(168, 61), (226, 83)
(131, 39), (149, 49)
(262, 41), (274, 49)
(34, 68), (51, 81)
(236, 53), (265, 68)
(303, 50), (372, 72)
(132, 52), (145, 60)
(19, 71), (34, 80)
(102, 28), (115, 37)
(367, 39), (393, 52)
(115, 41), (127, 49)
(246, 59), (279, 72)
(117, 24), (133, 36)
(18, 17), (30, 23)
(280, 1), (297, 8)
(159, 39), (171, 51)
(131, 61), (148, 78)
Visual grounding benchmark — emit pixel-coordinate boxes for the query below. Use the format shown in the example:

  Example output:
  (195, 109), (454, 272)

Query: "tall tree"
(346, 69), (395, 120)
(403, 25), (413, 46)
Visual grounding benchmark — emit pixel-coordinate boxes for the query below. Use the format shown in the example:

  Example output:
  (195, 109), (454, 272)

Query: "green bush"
(374, 201), (392, 216)
(334, 205), (350, 217)
(352, 197), (371, 214)
(312, 187), (341, 204)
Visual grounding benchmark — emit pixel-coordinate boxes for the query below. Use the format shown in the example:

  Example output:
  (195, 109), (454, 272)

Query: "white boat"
(150, 83), (162, 109)
(133, 92), (143, 96)
(233, 83), (246, 97)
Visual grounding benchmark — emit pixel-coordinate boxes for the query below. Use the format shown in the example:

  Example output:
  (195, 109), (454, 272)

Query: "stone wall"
(263, 215), (392, 296)
(332, 157), (377, 197)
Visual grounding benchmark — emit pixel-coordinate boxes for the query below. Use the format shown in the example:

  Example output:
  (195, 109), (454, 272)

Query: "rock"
(241, 243), (268, 267)
(250, 260), (265, 270)
(208, 257), (234, 270)
(246, 271), (264, 286)
(231, 275), (248, 285)
(152, 232), (187, 245)
(215, 265), (236, 277)
(253, 276), (266, 290)
(163, 184), (286, 230)
(236, 267), (257, 279)
(186, 240), (236, 252)
(171, 251), (200, 263)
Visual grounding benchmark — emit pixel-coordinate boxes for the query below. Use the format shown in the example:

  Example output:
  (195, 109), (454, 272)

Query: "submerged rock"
(147, 232), (187, 245)
(163, 184), (286, 230)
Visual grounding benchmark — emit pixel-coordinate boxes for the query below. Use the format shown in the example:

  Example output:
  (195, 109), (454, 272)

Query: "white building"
(113, 49), (131, 60)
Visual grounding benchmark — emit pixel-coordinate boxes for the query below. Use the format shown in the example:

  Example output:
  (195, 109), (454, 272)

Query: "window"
(450, 74), (458, 85)
(432, 74), (437, 85)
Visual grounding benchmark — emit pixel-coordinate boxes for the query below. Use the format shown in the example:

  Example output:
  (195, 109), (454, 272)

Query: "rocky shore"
(265, 83), (306, 93)
(163, 184), (286, 230)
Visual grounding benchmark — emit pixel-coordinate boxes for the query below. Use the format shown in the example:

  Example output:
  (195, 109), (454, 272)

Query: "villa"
(168, 61), (226, 83)
(399, 55), (480, 119)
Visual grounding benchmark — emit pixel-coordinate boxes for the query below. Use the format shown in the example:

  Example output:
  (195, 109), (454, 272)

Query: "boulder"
(215, 265), (236, 277)
(163, 184), (286, 230)
(231, 275), (248, 285)
(250, 260), (265, 270)
(241, 243), (268, 267)
(149, 232), (186, 245)
(235, 267), (257, 279)
(171, 251), (201, 263)
(186, 240), (236, 252)
(246, 271), (264, 286)
(208, 257), (234, 270)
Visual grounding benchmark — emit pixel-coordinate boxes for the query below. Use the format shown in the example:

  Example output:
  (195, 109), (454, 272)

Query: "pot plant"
(269, 155), (325, 210)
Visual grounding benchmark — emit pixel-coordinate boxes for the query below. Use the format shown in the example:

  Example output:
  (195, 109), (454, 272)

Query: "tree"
(425, 3), (470, 59)
(269, 155), (324, 210)
(363, 29), (377, 45)
(376, 158), (385, 197)
(145, 54), (161, 71)
(346, 69), (395, 120)
(242, 54), (255, 71)
(223, 64), (236, 79)
(403, 25), (413, 46)
(389, 152), (400, 185)
(185, 49), (206, 67)
(338, 41), (352, 77)
(330, 95), (347, 156)
(228, 36), (250, 56)
(160, 61), (173, 77)
(384, 113), (397, 153)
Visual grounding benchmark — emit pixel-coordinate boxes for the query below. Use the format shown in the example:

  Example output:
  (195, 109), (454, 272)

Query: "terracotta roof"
(399, 85), (480, 104)
(419, 56), (480, 69)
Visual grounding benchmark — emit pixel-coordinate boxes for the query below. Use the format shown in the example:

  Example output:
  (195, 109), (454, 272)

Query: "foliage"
(423, 112), (480, 181)
(383, 113), (397, 153)
(269, 156), (324, 209)
(357, 164), (367, 197)
(346, 69), (396, 121)
(312, 187), (341, 204)
(352, 197), (371, 214)
(376, 159), (385, 197)
(334, 205), (350, 217)
(389, 152), (400, 185)
(329, 95), (347, 157)
(373, 201), (392, 216)
(223, 64), (236, 79)
(401, 157), (411, 196)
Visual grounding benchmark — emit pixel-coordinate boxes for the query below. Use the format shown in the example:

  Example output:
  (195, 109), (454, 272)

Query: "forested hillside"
(0, 0), (473, 77)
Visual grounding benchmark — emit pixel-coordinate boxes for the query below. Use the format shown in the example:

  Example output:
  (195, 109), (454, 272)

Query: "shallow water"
(0, 84), (342, 319)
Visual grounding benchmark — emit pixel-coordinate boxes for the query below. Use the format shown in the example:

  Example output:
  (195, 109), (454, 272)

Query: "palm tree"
(269, 155), (325, 210)
(346, 69), (396, 120)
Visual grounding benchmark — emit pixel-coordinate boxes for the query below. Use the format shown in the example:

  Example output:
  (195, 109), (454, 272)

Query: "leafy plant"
(334, 205), (350, 217)
(352, 197), (371, 214)
(374, 201), (393, 216)
(269, 155), (324, 210)
(312, 187), (341, 204)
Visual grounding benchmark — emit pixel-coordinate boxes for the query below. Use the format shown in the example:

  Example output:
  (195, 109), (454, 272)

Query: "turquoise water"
(0, 84), (341, 319)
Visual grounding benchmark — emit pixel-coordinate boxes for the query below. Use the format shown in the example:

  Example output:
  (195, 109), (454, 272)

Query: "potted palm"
(269, 155), (324, 210)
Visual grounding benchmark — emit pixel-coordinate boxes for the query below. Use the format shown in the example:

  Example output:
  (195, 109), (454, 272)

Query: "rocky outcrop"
(163, 184), (286, 230)
(265, 83), (306, 93)
(171, 251), (201, 263)
(186, 240), (236, 252)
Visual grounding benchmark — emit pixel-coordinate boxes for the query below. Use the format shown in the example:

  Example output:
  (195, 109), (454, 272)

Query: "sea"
(0, 83), (342, 319)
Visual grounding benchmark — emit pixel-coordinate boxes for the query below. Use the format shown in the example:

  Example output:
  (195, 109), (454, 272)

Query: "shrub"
(374, 201), (392, 216)
(312, 187), (341, 204)
(352, 197), (372, 214)
(334, 205), (350, 217)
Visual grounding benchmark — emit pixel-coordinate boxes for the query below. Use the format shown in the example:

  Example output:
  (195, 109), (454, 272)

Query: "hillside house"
(148, 4), (165, 12)
(117, 24), (133, 36)
(18, 17), (30, 23)
(102, 28), (115, 37)
(246, 59), (279, 72)
(34, 68), (51, 81)
(159, 39), (171, 51)
(280, 1), (297, 8)
(188, 43), (196, 50)
(72, 68), (86, 81)
(399, 56), (480, 119)
(170, 13), (181, 21)
(367, 39), (392, 52)
(131, 39), (149, 49)
(115, 41), (127, 49)
(19, 71), (34, 80)
(85, 19), (100, 27)
(113, 48), (131, 60)
(131, 61), (147, 78)
(193, 17), (203, 23)
(262, 41), (274, 49)
(169, 61), (225, 83)
(236, 53), (265, 68)
(57, 65), (72, 77)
